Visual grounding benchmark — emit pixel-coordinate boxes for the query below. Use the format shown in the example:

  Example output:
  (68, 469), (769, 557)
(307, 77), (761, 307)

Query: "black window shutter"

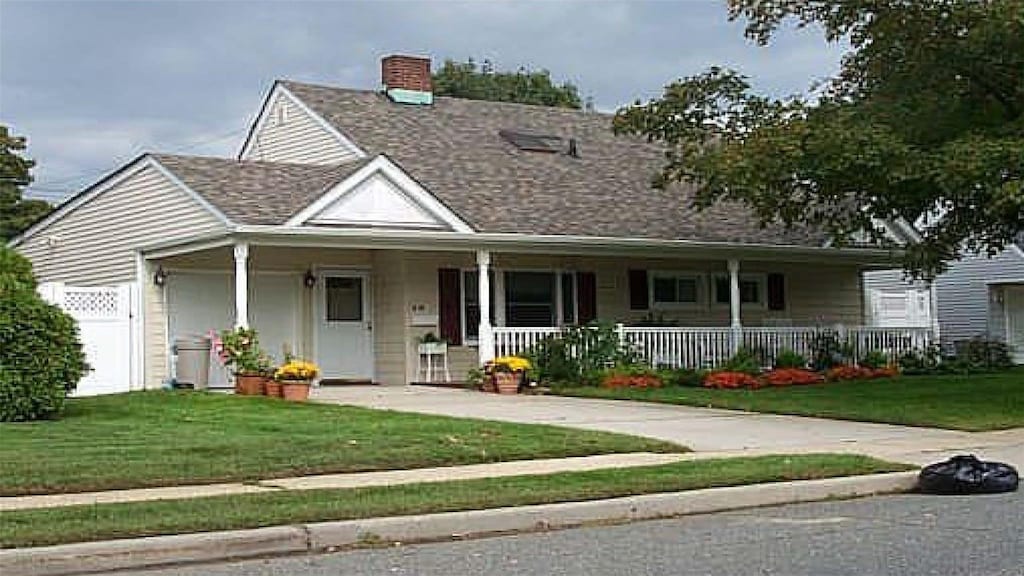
(628, 269), (649, 310)
(767, 273), (786, 311)
(438, 268), (462, 345)
(576, 272), (597, 324)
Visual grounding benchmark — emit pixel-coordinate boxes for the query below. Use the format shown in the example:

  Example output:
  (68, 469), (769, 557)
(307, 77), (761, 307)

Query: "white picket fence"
(493, 324), (935, 369)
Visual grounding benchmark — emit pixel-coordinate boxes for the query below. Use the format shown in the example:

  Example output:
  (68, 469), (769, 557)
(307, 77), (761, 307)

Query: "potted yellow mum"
(488, 356), (531, 395)
(274, 357), (319, 402)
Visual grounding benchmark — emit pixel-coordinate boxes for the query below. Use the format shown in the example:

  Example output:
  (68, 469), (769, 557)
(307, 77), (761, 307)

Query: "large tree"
(433, 58), (583, 109)
(1, 125), (51, 241)
(614, 0), (1024, 277)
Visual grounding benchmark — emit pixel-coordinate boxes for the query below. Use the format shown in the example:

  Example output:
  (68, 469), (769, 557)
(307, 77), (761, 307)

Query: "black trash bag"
(918, 454), (1019, 495)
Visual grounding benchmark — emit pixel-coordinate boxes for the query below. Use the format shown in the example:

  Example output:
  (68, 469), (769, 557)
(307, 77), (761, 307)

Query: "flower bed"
(703, 371), (762, 389)
(762, 368), (824, 386)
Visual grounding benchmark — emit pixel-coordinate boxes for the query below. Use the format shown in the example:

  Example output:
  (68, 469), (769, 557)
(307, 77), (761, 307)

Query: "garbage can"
(174, 336), (212, 390)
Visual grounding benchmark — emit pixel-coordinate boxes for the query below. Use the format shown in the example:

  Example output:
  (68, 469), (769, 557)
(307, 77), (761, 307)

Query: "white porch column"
(233, 242), (250, 329)
(477, 249), (495, 365)
(728, 258), (742, 353)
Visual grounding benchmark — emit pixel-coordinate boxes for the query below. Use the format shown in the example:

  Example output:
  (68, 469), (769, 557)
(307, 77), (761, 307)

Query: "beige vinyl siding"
(244, 92), (360, 165)
(15, 164), (226, 389)
(16, 165), (226, 285)
(372, 251), (408, 385)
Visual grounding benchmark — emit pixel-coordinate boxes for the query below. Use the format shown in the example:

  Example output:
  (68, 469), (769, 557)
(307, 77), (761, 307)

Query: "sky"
(0, 0), (846, 203)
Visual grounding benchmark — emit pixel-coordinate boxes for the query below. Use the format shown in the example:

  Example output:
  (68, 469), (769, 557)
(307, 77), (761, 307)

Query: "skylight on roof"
(498, 129), (562, 153)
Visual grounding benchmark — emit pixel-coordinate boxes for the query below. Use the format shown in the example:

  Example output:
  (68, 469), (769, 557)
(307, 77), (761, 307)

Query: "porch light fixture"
(303, 269), (317, 288)
(153, 266), (167, 287)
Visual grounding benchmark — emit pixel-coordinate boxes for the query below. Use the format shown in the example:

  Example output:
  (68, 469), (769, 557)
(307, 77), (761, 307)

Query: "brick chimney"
(381, 55), (433, 105)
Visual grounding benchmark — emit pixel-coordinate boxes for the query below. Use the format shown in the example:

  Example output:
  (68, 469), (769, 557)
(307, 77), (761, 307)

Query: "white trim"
(142, 236), (235, 260)
(133, 252), (146, 390)
(232, 225), (898, 264)
(238, 83), (366, 162)
(8, 155), (232, 248)
(233, 242), (249, 329)
(285, 155), (474, 233)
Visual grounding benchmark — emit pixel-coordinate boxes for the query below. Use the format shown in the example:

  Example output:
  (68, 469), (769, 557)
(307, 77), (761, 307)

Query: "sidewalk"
(1, 452), (687, 512)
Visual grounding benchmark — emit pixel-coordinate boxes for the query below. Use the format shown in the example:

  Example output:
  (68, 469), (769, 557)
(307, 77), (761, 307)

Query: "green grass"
(0, 391), (682, 496)
(0, 454), (910, 548)
(553, 369), (1024, 431)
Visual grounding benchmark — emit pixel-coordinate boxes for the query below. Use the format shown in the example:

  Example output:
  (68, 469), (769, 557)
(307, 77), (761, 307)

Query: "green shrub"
(954, 337), (1013, 371)
(897, 343), (943, 375)
(810, 332), (853, 371)
(859, 349), (890, 370)
(720, 347), (762, 375)
(0, 292), (89, 421)
(525, 323), (639, 385)
(773, 348), (808, 369)
(0, 246), (36, 298)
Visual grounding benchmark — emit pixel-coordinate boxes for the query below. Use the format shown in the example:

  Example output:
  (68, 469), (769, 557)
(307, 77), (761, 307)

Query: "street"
(128, 491), (1023, 576)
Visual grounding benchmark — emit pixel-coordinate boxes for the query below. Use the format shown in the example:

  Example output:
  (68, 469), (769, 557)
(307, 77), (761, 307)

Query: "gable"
(309, 172), (446, 228)
(240, 84), (363, 165)
(286, 155), (473, 232)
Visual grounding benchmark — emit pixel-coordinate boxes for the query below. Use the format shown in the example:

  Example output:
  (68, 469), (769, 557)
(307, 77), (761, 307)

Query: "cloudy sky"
(0, 0), (845, 203)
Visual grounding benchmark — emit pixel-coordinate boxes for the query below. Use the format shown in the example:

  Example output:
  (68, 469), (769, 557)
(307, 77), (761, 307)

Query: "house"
(10, 55), (932, 393)
(864, 240), (1024, 363)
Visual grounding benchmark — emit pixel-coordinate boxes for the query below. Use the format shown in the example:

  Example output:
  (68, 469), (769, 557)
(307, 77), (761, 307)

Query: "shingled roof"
(155, 81), (830, 247)
(153, 154), (370, 225)
(280, 81), (828, 247)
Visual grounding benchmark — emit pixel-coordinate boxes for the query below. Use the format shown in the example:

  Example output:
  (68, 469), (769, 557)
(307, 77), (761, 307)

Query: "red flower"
(703, 371), (761, 389)
(763, 368), (824, 387)
(826, 365), (875, 381)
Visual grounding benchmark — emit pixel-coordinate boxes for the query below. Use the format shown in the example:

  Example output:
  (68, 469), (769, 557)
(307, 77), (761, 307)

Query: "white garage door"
(38, 282), (133, 396)
(167, 272), (301, 388)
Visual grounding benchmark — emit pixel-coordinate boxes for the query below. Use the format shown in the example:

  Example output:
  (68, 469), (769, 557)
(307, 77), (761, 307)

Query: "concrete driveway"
(313, 386), (1024, 467)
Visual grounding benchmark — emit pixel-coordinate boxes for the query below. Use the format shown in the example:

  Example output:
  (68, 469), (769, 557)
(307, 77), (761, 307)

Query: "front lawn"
(553, 369), (1024, 431)
(0, 454), (910, 548)
(0, 391), (681, 496)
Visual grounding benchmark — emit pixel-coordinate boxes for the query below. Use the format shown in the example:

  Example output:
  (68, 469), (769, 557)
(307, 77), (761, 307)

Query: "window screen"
(325, 277), (363, 321)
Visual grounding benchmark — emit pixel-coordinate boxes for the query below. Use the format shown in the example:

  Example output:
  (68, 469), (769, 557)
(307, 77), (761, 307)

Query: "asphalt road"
(132, 492), (1023, 576)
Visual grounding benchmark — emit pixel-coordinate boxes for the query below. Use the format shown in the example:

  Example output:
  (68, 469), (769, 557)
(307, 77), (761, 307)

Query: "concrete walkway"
(312, 386), (1024, 469)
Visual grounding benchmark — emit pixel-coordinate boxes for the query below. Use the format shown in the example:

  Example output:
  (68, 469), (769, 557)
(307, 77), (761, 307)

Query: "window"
(714, 275), (766, 306)
(462, 270), (494, 340)
(561, 272), (577, 324)
(505, 271), (557, 327)
(651, 273), (703, 307)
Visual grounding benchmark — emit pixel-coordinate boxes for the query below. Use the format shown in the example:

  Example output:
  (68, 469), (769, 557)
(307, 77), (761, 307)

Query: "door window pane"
(325, 277), (362, 321)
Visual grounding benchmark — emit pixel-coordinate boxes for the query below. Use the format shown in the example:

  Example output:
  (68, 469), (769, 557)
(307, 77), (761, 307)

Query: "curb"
(0, 472), (918, 576)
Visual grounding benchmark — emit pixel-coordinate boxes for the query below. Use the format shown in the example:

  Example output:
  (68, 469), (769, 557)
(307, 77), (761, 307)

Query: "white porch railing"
(493, 327), (563, 358)
(491, 325), (936, 369)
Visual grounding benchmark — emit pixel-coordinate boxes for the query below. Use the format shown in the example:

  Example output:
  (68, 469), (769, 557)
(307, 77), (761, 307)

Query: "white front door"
(1005, 286), (1024, 364)
(317, 271), (374, 380)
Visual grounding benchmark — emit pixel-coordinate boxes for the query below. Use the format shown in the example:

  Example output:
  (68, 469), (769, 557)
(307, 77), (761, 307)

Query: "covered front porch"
(138, 228), (933, 388)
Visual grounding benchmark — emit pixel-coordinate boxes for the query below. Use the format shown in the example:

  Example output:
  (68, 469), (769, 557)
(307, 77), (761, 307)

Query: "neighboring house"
(864, 241), (1024, 363)
(10, 55), (929, 393)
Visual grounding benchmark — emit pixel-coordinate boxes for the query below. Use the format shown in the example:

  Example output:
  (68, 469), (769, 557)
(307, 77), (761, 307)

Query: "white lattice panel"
(62, 288), (122, 319)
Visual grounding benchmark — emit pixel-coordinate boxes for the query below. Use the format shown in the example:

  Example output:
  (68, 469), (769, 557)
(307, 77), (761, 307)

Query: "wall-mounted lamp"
(153, 266), (167, 287)
(303, 269), (317, 288)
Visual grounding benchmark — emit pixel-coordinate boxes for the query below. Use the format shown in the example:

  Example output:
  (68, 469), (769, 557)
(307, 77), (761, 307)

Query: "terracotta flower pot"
(494, 372), (520, 395)
(234, 373), (264, 396)
(281, 380), (311, 402)
(263, 379), (283, 398)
